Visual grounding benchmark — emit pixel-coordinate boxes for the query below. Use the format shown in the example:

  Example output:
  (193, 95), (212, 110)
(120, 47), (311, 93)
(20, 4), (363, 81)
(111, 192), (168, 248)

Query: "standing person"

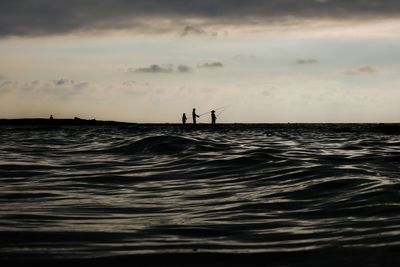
(182, 113), (187, 125)
(211, 110), (216, 125)
(192, 108), (200, 125)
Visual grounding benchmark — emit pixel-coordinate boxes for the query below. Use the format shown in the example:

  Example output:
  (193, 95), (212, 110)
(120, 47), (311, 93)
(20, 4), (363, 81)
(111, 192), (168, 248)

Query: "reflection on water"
(0, 124), (400, 261)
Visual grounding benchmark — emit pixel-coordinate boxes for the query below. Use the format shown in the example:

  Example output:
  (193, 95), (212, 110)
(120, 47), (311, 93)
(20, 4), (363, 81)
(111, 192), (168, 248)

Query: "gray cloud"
(0, 79), (92, 97)
(74, 81), (90, 90)
(51, 79), (90, 91)
(177, 65), (193, 73)
(121, 80), (155, 95)
(198, 62), (224, 68)
(129, 64), (192, 74)
(296, 59), (319, 65)
(1, 1), (400, 37)
(0, 80), (13, 93)
(181, 25), (207, 36)
(122, 80), (137, 87)
(122, 80), (151, 87)
(132, 64), (174, 74)
(343, 66), (377, 75)
(55, 78), (70, 85)
(181, 25), (221, 37)
(44, 79), (91, 95)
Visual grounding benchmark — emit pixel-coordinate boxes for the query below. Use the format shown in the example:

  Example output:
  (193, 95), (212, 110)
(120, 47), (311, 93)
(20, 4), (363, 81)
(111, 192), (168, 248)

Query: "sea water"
(1, 124), (400, 264)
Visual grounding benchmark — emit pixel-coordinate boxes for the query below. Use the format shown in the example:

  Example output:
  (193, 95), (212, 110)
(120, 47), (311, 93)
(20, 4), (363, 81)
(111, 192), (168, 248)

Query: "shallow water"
(1, 124), (400, 262)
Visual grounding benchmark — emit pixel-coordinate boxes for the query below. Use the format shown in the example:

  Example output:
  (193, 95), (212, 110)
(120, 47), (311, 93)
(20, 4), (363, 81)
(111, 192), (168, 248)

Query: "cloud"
(198, 62), (224, 68)
(0, 73), (6, 80)
(181, 25), (221, 37)
(74, 81), (90, 90)
(122, 80), (151, 87)
(0, 79), (92, 97)
(44, 79), (92, 95)
(181, 25), (207, 36)
(177, 65), (193, 73)
(296, 59), (319, 65)
(2, 1), (400, 37)
(234, 54), (256, 61)
(122, 80), (137, 87)
(129, 64), (192, 74)
(0, 80), (13, 93)
(55, 78), (70, 85)
(120, 80), (155, 95)
(132, 64), (174, 74)
(343, 66), (377, 75)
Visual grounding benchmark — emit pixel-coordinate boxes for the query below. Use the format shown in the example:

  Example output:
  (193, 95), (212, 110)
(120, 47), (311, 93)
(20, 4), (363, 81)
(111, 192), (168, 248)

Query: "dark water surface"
(1, 124), (400, 265)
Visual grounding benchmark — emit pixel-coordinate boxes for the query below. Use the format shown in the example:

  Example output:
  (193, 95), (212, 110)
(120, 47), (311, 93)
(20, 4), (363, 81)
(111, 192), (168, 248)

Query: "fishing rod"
(198, 111), (210, 117)
(188, 106), (230, 122)
(216, 106), (229, 117)
(198, 106), (230, 117)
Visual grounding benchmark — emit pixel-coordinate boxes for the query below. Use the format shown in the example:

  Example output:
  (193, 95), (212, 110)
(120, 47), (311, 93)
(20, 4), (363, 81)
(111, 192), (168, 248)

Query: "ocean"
(1, 123), (400, 266)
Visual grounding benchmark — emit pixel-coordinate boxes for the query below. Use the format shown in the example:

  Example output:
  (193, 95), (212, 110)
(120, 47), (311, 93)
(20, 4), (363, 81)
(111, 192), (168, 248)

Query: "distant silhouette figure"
(182, 113), (187, 125)
(192, 108), (199, 124)
(49, 115), (54, 120)
(211, 110), (216, 125)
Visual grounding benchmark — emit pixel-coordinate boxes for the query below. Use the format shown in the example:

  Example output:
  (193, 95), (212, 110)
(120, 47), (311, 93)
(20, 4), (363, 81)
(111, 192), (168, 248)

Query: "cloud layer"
(296, 59), (319, 65)
(343, 66), (378, 75)
(129, 64), (193, 74)
(132, 65), (174, 74)
(0, 79), (92, 97)
(1, 0), (400, 37)
(128, 62), (226, 74)
(198, 62), (224, 68)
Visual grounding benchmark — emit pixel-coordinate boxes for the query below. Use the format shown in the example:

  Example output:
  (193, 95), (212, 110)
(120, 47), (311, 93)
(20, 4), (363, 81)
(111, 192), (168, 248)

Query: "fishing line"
(217, 107), (229, 117)
(198, 106), (230, 117)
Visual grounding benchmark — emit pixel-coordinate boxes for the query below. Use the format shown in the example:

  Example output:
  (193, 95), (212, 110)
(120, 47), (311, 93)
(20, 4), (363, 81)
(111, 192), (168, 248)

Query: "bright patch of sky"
(1, 11), (400, 122)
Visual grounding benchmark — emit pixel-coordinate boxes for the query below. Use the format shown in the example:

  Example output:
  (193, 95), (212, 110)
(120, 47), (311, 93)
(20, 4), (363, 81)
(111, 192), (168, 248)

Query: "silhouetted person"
(211, 110), (216, 125)
(192, 108), (199, 124)
(49, 115), (54, 120)
(182, 113), (187, 125)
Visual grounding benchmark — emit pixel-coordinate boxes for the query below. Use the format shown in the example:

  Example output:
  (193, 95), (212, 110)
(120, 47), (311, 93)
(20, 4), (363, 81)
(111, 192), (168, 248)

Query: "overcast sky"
(1, 0), (400, 122)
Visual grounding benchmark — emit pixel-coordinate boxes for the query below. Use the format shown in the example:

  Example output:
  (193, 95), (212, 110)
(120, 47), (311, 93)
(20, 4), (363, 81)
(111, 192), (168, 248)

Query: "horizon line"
(0, 118), (399, 125)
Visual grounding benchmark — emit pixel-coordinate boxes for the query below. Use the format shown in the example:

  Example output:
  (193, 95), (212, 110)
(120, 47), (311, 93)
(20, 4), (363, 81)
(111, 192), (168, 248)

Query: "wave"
(1, 124), (400, 262)
(106, 135), (229, 155)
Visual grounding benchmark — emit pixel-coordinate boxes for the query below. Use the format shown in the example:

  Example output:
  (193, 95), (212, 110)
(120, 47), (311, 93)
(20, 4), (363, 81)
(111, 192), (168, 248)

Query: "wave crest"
(109, 135), (198, 155)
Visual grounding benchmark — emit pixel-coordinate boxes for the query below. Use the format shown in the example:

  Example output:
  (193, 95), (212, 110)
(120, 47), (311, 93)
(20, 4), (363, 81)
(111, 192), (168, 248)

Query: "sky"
(1, 0), (400, 123)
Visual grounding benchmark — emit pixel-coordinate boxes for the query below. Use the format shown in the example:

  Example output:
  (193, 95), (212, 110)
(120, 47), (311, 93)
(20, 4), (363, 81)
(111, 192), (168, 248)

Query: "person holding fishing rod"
(192, 108), (200, 125)
(211, 106), (229, 124)
(211, 110), (216, 125)
(186, 106), (228, 125)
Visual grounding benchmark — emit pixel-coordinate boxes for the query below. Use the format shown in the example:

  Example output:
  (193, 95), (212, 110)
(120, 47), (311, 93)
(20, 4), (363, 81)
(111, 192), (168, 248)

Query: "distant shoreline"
(0, 118), (131, 126)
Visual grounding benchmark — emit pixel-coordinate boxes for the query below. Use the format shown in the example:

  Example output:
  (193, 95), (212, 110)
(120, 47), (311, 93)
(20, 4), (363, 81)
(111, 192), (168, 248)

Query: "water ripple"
(0, 124), (400, 261)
